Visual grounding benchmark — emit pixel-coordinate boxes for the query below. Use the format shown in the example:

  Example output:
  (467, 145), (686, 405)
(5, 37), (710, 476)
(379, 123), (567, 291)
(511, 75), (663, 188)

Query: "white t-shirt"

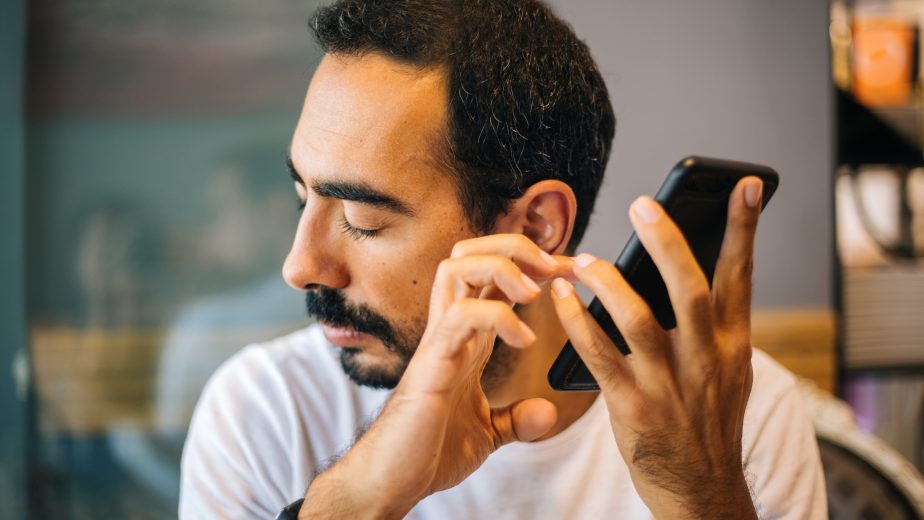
(180, 325), (827, 519)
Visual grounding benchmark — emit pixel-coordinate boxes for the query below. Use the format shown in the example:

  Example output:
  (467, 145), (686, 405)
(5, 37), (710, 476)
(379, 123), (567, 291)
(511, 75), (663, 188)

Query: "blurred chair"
(799, 380), (924, 519)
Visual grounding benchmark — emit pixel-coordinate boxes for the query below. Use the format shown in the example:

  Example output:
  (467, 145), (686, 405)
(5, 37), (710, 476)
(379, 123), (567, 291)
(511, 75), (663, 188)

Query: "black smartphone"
(547, 156), (779, 391)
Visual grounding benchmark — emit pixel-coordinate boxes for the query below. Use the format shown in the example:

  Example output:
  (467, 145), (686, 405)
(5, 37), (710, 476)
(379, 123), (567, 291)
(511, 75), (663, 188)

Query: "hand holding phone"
(548, 156), (778, 391)
(547, 165), (771, 518)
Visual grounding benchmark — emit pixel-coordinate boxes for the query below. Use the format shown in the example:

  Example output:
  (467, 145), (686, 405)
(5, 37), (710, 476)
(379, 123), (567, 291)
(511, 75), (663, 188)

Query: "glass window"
(26, 0), (322, 515)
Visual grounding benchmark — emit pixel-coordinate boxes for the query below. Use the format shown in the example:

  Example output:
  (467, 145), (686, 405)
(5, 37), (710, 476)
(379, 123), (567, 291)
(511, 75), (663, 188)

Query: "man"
(180, 0), (827, 518)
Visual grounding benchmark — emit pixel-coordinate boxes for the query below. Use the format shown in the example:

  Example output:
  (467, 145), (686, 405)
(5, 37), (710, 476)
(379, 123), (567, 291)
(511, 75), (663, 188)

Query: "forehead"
(291, 53), (451, 194)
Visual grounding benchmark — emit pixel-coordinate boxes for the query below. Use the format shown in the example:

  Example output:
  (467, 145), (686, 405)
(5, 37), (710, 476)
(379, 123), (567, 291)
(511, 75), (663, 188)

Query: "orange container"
(852, 17), (916, 107)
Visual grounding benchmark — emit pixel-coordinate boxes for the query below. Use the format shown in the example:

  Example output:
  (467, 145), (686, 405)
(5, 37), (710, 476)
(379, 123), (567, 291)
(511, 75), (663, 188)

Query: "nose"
(282, 207), (349, 291)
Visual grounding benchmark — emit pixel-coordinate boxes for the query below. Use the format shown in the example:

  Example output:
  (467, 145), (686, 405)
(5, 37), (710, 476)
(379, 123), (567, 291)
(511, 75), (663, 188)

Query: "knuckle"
(574, 331), (619, 378)
(489, 408), (514, 448)
(488, 255), (512, 272)
(622, 305), (656, 335)
(479, 301), (518, 333)
(582, 333), (610, 360)
(477, 255), (514, 282)
(447, 297), (475, 319)
(436, 258), (455, 277)
(512, 233), (535, 250)
(717, 329), (752, 362)
(485, 258), (523, 293)
(733, 204), (759, 227)
(598, 262), (622, 283)
(578, 257), (619, 285)
(435, 259), (460, 285)
(450, 239), (472, 258)
(679, 280), (712, 315)
(461, 297), (483, 312)
(498, 259), (521, 281)
(487, 299), (516, 319)
(729, 341), (753, 367)
(584, 257), (611, 275)
(450, 298), (509, 321)
(732, 257), (754, 280)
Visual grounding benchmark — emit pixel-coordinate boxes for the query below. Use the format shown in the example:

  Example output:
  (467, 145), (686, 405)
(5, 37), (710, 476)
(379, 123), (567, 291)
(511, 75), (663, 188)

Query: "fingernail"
(574, 253), (596, 268)
(538, 249), (557, 267)
(519, 322), (537, 344)
(744, 179), (763, 209)
(520, 272), (541, 293)
(631, 196), (661, 224)
(551, 277), (573, 298)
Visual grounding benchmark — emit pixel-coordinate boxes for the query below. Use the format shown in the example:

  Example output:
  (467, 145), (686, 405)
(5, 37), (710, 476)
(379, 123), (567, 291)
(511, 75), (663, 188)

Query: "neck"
(485, 287), (599, 440)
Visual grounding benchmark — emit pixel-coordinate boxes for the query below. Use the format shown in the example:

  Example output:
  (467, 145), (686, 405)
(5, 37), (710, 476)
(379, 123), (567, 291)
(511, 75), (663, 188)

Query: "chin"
(339, 347), (410, 389)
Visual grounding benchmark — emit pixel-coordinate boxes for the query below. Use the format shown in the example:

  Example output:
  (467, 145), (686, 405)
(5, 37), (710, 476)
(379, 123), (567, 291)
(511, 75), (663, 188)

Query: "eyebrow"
(286, 154), (416, 217)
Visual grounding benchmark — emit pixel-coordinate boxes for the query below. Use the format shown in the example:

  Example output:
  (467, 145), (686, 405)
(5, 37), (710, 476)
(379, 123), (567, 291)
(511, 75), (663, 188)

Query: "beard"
(305, 287), (519, 392)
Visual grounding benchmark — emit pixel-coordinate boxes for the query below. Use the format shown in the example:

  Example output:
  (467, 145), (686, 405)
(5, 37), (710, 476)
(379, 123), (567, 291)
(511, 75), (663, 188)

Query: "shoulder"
(749, 348), (799, 409)
(743, 348), (805, 452)
(744, 348), (828, 518)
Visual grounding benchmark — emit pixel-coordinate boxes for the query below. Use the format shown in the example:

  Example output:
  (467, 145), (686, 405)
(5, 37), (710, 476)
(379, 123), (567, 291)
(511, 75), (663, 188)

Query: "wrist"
(301, 458), (418, 520)
(695, 476), (756, 520)
(638, 466), (755, 520)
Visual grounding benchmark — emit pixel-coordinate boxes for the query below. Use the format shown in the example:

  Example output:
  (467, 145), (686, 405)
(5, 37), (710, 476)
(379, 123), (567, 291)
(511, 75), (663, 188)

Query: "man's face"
(284, 54), (477, 388)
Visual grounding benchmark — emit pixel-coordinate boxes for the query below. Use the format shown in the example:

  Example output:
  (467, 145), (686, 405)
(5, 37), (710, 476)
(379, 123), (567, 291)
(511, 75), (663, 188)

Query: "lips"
(319, 322), (372, 347)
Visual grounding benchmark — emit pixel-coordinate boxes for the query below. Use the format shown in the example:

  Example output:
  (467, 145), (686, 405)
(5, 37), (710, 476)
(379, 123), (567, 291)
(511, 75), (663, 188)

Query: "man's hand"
(300, 235), (565, 519)
(550, 177), (764, 519)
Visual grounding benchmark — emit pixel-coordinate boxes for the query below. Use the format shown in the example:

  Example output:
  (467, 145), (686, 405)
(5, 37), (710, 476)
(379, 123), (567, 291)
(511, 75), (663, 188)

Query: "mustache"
(305, 288), (400, 347)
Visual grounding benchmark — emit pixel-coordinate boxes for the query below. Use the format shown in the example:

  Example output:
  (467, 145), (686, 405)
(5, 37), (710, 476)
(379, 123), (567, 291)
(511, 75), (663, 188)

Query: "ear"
(493, 180), (577, 255)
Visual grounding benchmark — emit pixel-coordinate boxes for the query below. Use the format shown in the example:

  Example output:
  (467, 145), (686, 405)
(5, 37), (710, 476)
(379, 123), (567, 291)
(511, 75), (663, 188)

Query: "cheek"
(356, 227), (470, 324)
(372, 246), (442, 318)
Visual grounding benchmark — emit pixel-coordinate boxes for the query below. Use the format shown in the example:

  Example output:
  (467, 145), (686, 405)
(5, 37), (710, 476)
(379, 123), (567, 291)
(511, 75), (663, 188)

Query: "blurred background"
(1, 0), (923, 518)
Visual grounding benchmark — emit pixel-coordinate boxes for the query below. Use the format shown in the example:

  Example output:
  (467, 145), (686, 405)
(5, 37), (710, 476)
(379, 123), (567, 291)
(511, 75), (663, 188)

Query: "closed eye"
(339, 216), (379, 239)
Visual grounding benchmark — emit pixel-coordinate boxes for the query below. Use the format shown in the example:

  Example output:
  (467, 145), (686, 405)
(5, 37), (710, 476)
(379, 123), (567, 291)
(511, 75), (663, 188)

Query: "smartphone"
(547, 156), (779, 391)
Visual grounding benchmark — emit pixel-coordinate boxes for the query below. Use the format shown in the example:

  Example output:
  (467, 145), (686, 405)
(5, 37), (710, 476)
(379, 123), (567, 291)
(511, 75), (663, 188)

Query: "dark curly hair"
(310, 0), (615, 251)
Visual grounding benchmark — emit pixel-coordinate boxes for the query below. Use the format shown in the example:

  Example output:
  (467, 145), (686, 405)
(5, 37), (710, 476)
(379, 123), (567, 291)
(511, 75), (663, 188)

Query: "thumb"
(490, 398), (558, 447)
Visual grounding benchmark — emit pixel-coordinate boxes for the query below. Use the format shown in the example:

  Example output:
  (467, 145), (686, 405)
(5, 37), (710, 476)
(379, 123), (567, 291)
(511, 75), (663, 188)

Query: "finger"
(490, 398), (557, 447)
(712, 177), (762, 332)
(450, 234), (567, 279)
(432, 299), (535, 358)
(569, 255), (672, 362)
(549, 278), (636, 393)
(545, 255), (580, 285)
(430, 256), (541, 318)
(628, 196), (716, 351)
(479, 285), (514, 307)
